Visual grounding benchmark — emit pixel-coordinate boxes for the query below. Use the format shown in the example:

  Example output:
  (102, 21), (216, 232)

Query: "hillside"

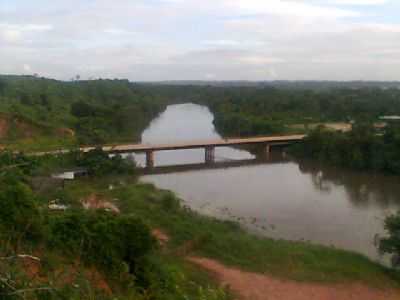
(0, 76), (169, 150)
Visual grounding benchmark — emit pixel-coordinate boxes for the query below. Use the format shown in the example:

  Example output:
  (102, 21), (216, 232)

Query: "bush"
(161, 193), (181, 212)
(380, 213), (400, 259)
(0, 172), (42, 242)
(0, 151), (39, 176)
(48, 211), (155, 278)
(77, 148), (136, 176)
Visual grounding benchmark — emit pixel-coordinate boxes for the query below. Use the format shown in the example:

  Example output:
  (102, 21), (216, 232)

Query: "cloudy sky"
(1, 0), (399, 81)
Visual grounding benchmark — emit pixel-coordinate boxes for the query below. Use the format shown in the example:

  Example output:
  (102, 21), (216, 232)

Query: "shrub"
(77, 148), (136, 176)
(48, 211), (155, 278)
(161, 193), (181, 212)
(0, 151), (39, 176)
(380, 213), (400, 260)
(0, 172), (42, 242)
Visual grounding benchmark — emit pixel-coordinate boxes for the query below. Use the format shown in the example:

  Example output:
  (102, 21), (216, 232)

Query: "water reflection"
(140, 152), (288, 175)
(133, 103), (253, 167)
(298, 160), (400, 210)
(135, 103), (400, 265)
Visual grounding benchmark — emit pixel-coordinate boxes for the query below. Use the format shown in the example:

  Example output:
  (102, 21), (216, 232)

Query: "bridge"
(36, 134), (305, 168)
(81, 134), (305, 168)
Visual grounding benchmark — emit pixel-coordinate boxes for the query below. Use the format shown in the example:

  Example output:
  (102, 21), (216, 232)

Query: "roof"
(379, 116), (400, 120)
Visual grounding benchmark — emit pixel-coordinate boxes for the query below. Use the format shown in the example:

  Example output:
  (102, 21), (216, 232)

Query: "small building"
(51, 167), (88, 180)
(379, 116), (400, 128)
(48, 199), (69, 211)
(379, 116), (400, 122)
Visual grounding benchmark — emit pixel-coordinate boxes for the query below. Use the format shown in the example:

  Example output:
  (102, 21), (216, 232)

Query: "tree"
(70, 101), (95, 118)
(77, 148), (136, 176)
(19, 92), (33, 105)
(49, 211), (155, 275)
(40, 93), (51, 111)
(379, 213), (400, 267)
(0, 171), (42, 244)
(0, 79), (6, 95)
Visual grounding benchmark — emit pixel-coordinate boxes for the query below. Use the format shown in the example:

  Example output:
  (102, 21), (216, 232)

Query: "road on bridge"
(83, 134), (306, 154)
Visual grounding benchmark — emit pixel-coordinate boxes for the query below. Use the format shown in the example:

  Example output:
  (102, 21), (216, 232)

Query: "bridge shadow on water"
(138, 151), (291, 175)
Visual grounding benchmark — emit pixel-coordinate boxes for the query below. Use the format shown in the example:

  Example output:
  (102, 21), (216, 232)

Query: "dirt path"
(188, 257), (400, 300)
(151, 229), (400, 300)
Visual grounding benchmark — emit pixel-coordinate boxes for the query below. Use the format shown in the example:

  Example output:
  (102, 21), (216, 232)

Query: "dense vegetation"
(2, 76), (400, 150)
(0, 75), (169, 148)
(1, 150), (400, 299)
(292, 124), (400, 175)
(0, 151), (230, 299)
(380, 213), (400, 266)
(199, 87), (400, 137)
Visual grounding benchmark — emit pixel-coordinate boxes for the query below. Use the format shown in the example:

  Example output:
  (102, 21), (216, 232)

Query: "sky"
(1, 0), (400, 81)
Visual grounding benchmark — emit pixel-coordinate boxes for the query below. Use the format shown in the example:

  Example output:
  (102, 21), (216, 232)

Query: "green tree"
(379, 213), (400, 266)
(0, 171), (42, 244)
(71, 101), (95, 118)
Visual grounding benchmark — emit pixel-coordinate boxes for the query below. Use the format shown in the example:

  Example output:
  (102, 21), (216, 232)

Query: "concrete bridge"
(34, 134), (305, 168)
(83, 134), (305, 168)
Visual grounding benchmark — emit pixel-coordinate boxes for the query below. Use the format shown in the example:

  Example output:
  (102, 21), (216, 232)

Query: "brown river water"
(132, 103), (400, 265)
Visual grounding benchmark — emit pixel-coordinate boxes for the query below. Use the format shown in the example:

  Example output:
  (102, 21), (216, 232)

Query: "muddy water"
(135, 103), (400, 264)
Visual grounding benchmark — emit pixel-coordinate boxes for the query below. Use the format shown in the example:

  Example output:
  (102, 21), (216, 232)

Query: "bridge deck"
(83, 134), (305, 154)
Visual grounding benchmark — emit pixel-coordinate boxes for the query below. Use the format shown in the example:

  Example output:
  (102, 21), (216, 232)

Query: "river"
(134, 103), (400, 265)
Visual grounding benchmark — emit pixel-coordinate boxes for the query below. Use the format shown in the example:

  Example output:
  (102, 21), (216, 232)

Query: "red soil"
(0, 117), (9, 138)
(82, 194), (120, 213)
(188, 257), (400, 300)
(152, 229), (170, 247)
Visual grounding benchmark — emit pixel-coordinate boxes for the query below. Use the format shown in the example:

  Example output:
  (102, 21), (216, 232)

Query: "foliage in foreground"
(380, 213), (400, 265)
(0, 152), (230, 300)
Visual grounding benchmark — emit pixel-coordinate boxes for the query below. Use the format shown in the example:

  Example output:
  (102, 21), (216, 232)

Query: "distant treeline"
(122, 83), (400, 137)
(2, 75), (400, 147)
(293, 124), (400, 175)
(195, 87), (400, 137)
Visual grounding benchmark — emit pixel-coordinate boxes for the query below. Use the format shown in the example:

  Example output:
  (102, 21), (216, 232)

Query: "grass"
(2, 136), (78, 152)
(62, 178), (400, 289)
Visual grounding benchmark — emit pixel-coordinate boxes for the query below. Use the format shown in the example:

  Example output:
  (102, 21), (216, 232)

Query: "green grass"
(3, 136), (78, 152)
(62, 179), (400, 289)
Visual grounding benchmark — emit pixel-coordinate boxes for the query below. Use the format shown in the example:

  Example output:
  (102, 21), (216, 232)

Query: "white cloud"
(0, 23), (53, 32)
(239, 56), (285, 65)
(205, 73), (216, 79)
(103, 28), (135, 35)
(203, 40), (241, 47)
(326, 0), (387, 5)
(23, 64), (32, 72)
(1, 29), (21, 42)
(0, 23), (53, 44)
(224, 0), (359, 18)
(0, 0), (399, 80)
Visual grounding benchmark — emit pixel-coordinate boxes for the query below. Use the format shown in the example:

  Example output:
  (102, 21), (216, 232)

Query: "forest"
(3, 75), (400, 175)
(2, 76), (400, 299)
(2, 76), (400, 151)
(0, 75), (169, 148)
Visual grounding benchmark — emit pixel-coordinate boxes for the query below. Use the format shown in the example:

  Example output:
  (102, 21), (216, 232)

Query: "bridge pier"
(205, 146), (215, 164)
(146, 150), (154, 168)
(265, 144), (271, 159)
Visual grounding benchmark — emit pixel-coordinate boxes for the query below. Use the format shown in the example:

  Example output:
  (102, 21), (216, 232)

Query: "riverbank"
(2, 148), (400, 299)
(64, 177), (400, 288)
